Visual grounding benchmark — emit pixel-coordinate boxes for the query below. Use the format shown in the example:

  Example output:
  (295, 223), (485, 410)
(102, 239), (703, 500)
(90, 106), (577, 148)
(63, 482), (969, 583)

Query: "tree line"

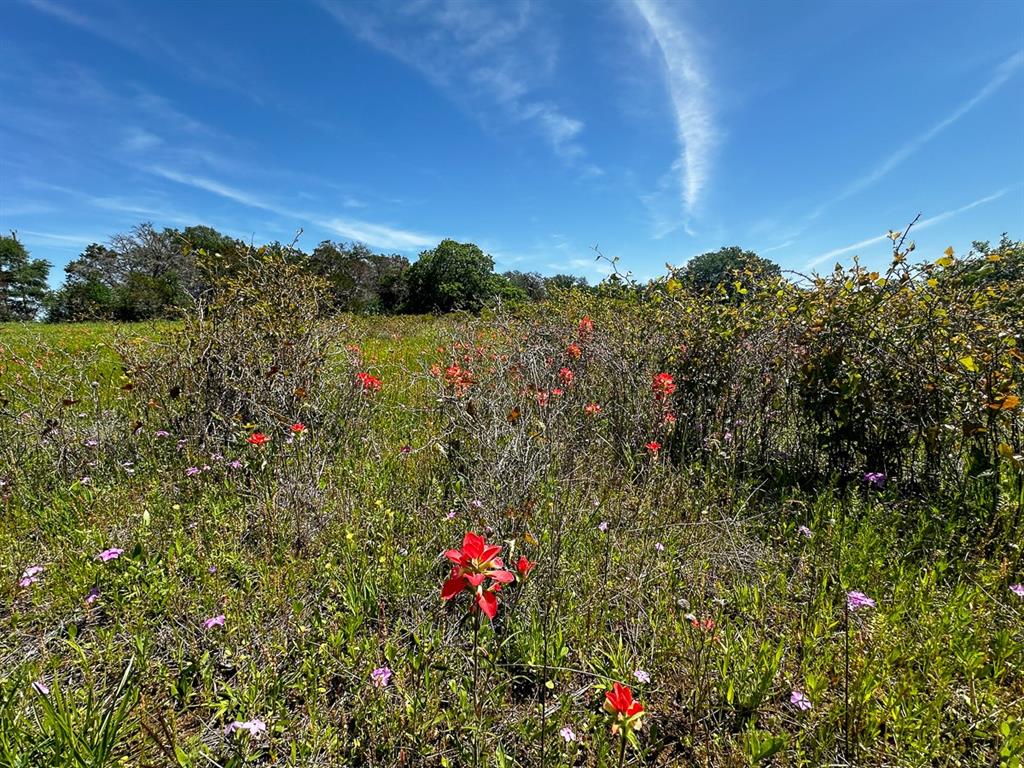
(16, 221), (1011, 323)
(1, 224), (607, 322)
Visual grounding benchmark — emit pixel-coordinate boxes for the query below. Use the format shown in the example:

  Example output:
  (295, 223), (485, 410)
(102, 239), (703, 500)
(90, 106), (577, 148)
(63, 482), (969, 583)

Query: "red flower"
(566, 343), (582, 360)
(516, 555), (536, 577)
(652, 372), (676, 400)
(578, 316), (593, 338)
(604, 682), (645, 734)
(662, 412), (677, 426)
(356, 372), (382, 393)
(443, 363), (474, 396)
(551, 388), (564, 396)
(536, 390), (550, 407)
(290, 422), (306, 433)
(690, 616), (715, 632)
(441, 532), (515, 619)
(247, 432), (270, 446)
(558, 367), (574, 386)
(584, 402), (602, 416)
(645, 441), (661, 454)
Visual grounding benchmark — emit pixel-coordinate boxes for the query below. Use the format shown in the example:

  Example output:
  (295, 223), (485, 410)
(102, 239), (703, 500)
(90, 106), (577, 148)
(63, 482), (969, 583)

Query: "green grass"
(1, 316), (1022, 768)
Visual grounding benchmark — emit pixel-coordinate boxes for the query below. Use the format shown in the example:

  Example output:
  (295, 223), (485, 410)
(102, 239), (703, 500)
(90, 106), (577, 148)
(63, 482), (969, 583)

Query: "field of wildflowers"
(1, 238), (1022, 767)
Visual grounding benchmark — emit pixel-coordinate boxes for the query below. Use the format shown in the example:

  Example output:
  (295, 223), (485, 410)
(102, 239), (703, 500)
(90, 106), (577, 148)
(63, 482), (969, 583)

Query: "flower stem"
(473, 609), (481, 768)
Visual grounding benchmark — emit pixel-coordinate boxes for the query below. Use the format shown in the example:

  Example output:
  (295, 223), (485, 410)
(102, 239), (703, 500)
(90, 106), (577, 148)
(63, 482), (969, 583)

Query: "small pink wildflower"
(203, 614), (226, 629)
(790, 690), (812, 711)
(633, 669), (651, 684)
(85, 586), (100, 604)
(654, 542), (665, 552)
(32, 680), (50, 695)
(846, 590), (876, 611)
(370, 666), (392, 688)
(97, 548), (124, 562)
(1010, 583), (1024, 598)
(798, 525), (812, 539)
(559, 725), (577, 742)
(224, 719), (266, 736)
(18, 565), (43, 587)
(598, 521), (608, 532)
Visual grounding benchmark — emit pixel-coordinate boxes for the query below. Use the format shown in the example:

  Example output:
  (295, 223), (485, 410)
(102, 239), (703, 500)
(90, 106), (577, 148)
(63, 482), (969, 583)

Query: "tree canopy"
(0, 233), (50, 321)
(681, 246), (781, 299)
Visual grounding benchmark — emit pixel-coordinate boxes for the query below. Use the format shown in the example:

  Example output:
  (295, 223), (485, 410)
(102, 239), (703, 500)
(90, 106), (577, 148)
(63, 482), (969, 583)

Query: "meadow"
(1, 242), (1022, 768)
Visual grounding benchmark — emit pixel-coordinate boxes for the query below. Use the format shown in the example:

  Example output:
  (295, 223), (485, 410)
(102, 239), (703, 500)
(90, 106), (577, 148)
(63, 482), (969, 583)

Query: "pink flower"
(370, 666), (392, 688)
(85, 586), (100, 604)
(790, 690), (812, 711)
(1010, 584), (1024, 598)
(203, 614), (226, 629)
(559, 725), (577, 742)
(846, 590), (876, 611)
(654, 542), (665, 552)
(224, 719), (266, 736)
(798, 525), (812, 539)
(97, 548), (124, 562)
(598, 521), (608, 532)
(633, 669), (651, 684)
(32, 680), (50, 696)
(18, 565), (43, 587)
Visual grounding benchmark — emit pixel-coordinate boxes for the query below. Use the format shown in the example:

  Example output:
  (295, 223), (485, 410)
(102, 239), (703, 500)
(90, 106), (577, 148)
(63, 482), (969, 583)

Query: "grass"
(1, 311), (1022, 768)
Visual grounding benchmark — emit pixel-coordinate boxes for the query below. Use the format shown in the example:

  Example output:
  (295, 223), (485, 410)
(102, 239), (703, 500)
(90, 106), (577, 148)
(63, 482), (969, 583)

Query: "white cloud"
(317, 0), (591, 166)
(632, 0), (717, 225)
(150, 166), (437, 251)
(805, 187), (1015, 269)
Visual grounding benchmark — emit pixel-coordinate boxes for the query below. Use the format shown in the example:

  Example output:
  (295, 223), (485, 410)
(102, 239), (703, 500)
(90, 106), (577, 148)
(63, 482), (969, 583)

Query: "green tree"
(309, 240), (410, 313)
(502, 270), (547, 301)
(0, 232), (50, 321)
(545, 273), (589, 294)
(681, 246), (781, 299)
(47, 243), (125, 322)
(403, 239), (506, 313)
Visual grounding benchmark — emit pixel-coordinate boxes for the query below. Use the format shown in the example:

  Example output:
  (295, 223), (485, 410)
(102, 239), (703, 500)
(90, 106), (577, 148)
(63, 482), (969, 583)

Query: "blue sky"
(2, 0), (1022, 286)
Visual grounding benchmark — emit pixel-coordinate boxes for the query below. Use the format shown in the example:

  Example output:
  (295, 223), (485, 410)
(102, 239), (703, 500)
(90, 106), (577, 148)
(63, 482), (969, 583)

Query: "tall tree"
(681, 246), (781, 300)
(0, 232), (50, 321)
(404, 239), (511, 313)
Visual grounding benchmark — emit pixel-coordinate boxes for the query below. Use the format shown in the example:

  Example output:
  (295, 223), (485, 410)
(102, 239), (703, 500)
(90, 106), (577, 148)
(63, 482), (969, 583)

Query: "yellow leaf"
(958, 356), (977, 372)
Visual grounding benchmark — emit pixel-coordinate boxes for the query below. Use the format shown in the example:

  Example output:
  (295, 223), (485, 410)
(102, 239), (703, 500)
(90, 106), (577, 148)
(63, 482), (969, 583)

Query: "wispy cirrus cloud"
(317, 0), (592, 168)
(807, 51), (1024, 222)
(632, 0), (717, 233)
(150, 166), (437, 251)
(20, 0), (262, 102)
(805, 187), (1016, 269)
